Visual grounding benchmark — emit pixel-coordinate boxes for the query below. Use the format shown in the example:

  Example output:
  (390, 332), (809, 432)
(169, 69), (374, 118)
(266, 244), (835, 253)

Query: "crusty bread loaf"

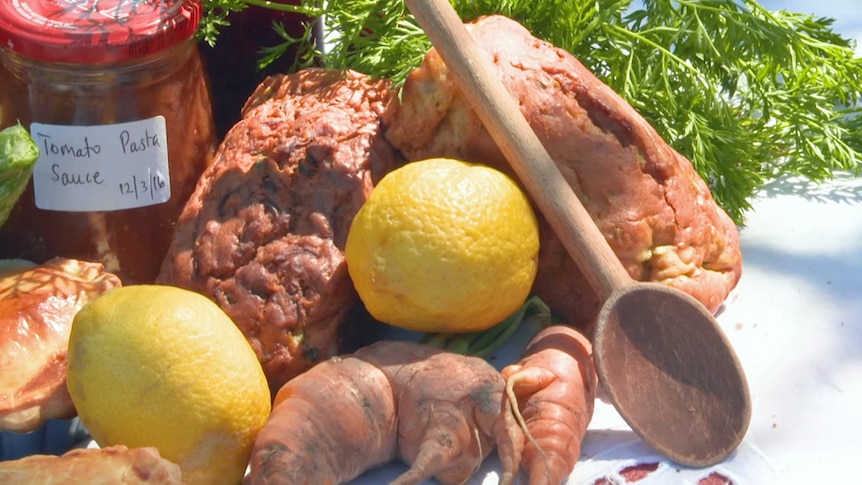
(158, 69), (400, 392)
(386, 15), (742, 328)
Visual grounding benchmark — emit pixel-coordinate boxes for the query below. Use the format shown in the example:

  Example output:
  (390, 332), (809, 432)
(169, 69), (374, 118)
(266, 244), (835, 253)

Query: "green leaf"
(0, 123), (39, 228)
(420, 295), (552, 358)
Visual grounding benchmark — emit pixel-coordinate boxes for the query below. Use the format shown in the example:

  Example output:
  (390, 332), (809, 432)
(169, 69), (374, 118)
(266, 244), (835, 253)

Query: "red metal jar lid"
(0, 0), (201, 64)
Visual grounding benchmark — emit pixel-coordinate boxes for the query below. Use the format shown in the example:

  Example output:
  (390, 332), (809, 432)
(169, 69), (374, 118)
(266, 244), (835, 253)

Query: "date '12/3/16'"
(118, 170), (168, 202)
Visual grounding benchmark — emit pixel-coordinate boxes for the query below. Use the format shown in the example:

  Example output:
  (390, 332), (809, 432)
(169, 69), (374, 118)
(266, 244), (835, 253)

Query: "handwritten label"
(31, 117), (171, 211)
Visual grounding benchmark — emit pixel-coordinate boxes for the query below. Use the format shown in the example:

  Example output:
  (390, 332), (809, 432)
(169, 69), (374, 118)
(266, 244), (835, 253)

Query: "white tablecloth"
(354, 172), (862, 484)
(570, 173), (862, 484)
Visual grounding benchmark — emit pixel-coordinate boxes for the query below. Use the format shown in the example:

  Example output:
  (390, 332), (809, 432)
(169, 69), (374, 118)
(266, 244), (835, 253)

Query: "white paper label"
(30, 117), (171, 212)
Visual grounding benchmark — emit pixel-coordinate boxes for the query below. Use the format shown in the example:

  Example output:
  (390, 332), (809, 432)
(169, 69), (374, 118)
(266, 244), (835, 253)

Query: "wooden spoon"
(405, 0), (752, 468)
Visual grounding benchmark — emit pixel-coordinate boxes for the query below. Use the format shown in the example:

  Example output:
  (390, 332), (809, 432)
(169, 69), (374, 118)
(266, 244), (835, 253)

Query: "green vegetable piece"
(422, 294), (553, 358)
(0, 123), (39, 228)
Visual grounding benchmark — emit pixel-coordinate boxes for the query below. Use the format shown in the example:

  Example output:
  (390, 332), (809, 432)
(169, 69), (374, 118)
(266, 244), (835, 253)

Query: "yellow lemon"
(345, 158), (539, 333)
(66, 285), (271, 485)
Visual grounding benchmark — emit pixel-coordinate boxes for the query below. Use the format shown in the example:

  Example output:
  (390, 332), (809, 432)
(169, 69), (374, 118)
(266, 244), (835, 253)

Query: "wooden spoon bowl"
(595, 283), (751, 466)
(405, 0), (752, 468)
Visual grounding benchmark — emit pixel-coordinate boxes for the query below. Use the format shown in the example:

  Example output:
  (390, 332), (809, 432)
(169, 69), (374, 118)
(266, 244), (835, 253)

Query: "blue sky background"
(758, 0), (861, 54)
(629, 1), (861, 55)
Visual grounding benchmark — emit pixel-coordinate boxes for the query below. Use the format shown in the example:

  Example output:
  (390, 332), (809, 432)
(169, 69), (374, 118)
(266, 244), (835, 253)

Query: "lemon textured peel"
(345, 158), (539, 333)
(66, 284), (272, 485)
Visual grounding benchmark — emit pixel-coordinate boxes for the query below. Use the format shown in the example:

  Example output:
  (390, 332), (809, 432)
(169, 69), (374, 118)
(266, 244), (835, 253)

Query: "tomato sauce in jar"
(0, 0), (217, 283)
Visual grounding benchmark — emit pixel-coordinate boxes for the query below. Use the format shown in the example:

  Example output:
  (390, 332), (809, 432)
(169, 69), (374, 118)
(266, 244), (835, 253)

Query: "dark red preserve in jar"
(0, 0), (217, 283)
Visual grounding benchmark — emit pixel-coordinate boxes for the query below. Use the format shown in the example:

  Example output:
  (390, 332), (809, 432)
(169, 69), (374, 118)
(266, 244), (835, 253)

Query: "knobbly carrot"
(248, 340), (524, 485)
(501, 325), (597, 485)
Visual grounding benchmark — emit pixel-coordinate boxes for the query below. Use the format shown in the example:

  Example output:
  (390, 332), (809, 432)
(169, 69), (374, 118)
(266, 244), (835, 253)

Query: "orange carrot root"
(247, 355), (398, 485)
(248, 340), (524, 485)
(501, 325), (598, 485)
(506, 366), (557, 479)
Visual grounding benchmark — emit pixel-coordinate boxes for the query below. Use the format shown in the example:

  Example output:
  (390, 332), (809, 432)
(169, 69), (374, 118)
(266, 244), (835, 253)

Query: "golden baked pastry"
(0, 445), (182, 484)
(0, 258), (121, 432)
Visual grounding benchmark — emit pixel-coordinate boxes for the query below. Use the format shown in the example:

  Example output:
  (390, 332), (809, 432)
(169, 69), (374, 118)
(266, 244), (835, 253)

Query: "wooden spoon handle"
(405, 0), (631, 301)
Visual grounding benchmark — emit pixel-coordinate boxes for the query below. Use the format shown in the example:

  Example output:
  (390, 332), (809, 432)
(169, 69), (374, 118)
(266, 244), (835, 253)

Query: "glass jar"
(198, 1), (312, 137)
(0, 0), (217, 284)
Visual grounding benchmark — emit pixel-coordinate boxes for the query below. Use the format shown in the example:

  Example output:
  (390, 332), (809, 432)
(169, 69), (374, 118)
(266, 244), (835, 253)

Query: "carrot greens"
(422, 295), (552, 358)
(200, 0), (862, 224)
